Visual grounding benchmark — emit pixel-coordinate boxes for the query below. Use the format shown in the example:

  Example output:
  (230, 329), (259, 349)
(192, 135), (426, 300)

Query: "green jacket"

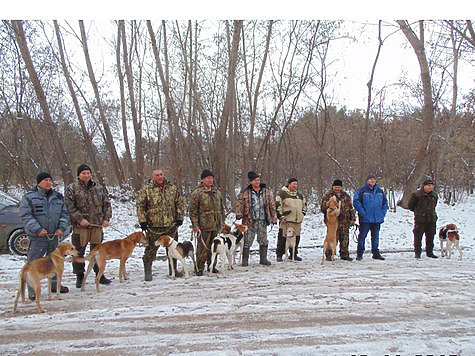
(275, 186), (306, 224)
(136, 179), (184, 228)
(189, 184), (224, 231)
(65, 179), (112, 227)
(408, 188), (438, 223)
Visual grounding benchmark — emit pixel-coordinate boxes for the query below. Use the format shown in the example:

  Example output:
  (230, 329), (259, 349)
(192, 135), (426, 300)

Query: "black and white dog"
(209, 223), (247, 277)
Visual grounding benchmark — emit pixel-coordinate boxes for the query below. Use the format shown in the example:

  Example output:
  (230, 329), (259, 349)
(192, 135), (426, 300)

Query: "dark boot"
(356, 254), (363, 261)
(169, 259), (184, 277)
(242, 246), (250, 267)
(144, 260), (152, 281)
(76, 273), (84, 288)
(93, 264), (111, 285)
(293, 236), (302, 261)
(340, 255), (353, 261)
(259, 245), (271, 266)
(426, 251), (438, 258)
(28, 290), (36, 301)
(276, 255), (283, 262)
(51, 284), (69, 293)
(372, 252), (385, 260)
(325, 250), (332, 261)
(276, 228), (286, 261)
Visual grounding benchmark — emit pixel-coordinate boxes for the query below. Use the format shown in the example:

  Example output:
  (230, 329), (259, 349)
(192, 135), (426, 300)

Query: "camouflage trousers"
(195, 230), (218, 272)
(326, 226), (350, 257)
(143, 226), (178, 264)
(244, 220), (268, 248)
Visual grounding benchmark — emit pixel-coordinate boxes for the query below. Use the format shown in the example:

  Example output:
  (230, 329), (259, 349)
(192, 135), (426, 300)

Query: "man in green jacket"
(408, 179), (438, 259)
(137, 169), (184, 281)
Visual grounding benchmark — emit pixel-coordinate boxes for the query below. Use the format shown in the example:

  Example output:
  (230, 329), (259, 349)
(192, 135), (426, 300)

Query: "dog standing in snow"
(321, 196), (341, 265)
(284, 226), (297, 261)
(439, 224), (462, 260)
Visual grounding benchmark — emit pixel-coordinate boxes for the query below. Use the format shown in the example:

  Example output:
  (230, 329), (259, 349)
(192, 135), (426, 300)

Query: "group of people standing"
(19, 165), (440, 292)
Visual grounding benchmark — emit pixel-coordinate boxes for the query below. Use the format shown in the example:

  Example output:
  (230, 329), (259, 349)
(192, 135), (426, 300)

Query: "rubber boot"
(242, 246), (250, 266)
(259, 245), (271, 266)
(325, 250), (332, 261)
(93, 264), (111, 284)
(169, 258), (184, 277)
(276, 228), (285, 262)
(293, 236), (302, 261)
(76, 273), (84, 288)
(144, 260), (152, 281)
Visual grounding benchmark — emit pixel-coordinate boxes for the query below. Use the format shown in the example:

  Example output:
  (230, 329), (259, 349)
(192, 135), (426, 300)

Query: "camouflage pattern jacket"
(189, 184), (225, 231)
(320, 190), (356, 229)
(275, 186), (307, 224)
(65, 179), (112, 227)
(236, 184), (278, 228)
(136, 179), (184, 228)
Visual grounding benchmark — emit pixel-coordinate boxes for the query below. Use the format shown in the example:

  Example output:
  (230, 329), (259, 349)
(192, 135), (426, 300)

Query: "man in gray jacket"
(19, 172), (70, 299)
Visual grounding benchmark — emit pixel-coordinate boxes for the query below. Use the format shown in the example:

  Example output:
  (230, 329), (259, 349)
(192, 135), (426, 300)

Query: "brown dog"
(13, 243), (78, 313)
(321, 196), (341, 265)
(73, 231), (147, 292)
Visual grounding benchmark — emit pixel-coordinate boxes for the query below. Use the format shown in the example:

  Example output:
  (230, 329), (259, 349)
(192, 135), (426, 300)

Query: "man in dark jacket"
(407, 179), (438, 259)
(19, 172), (70, 299)
(353, 173), (388, 261)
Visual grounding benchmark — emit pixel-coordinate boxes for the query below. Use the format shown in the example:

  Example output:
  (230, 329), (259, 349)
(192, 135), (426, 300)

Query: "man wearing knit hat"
(353, 174), (388, 261)
(407, 178), (438, 258)
(320, 179), (356, 261)
(19, 172), (70, 299)
(65, 164), (112, 287)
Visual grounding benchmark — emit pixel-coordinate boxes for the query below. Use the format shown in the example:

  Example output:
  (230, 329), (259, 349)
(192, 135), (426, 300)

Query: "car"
(0, 190), (71, 256)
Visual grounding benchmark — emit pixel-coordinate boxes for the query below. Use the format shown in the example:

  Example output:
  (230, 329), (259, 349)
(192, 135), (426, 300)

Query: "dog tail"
(72, 254), (94, 263)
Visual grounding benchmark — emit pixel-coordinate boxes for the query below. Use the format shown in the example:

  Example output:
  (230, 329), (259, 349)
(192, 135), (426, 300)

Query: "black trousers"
(413, 220), (436, 255)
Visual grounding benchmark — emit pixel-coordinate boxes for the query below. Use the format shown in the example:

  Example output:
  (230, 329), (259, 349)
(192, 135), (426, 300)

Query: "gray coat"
(19, 186), (69, 237)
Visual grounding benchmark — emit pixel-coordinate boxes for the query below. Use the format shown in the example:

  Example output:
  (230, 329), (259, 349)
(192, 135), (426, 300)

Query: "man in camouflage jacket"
(275, 178), (307, 261)
(189, 169), (225, 275)
(65, 165), (112, 287)
(137, 169), (184, 280)
(320, 179), (356, 261)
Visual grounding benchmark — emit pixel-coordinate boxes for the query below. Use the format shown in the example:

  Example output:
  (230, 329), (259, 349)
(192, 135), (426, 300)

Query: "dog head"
(129, 231), (148, 246)
(221, 223), (232, 234)
(327, 195), (338, 209)
(155, 235), (172, 248)
(232, 223), (247, 236)
(446, 224), (460, 241)
(58, 243), (79, 257)
(285, 227), (296, 239)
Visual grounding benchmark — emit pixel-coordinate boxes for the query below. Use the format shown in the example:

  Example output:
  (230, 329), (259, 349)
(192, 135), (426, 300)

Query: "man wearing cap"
(137, 168), (184, 281)
(353, 173), (388, 261)
(236, 171), (277, 266)
(189, 169), (225, 276)
(407, 179), (438, 258)
(65, 165), (112, 287)
(320, 179), (356, 261)
(275, 178), (307, 262)
(19, 172), (70, 299)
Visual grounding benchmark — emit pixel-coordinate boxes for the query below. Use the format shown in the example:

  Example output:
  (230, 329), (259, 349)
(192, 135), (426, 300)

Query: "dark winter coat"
(407, 188), (438, 223)
(353, 183), (388, 224)
(236, 184), (277, 227)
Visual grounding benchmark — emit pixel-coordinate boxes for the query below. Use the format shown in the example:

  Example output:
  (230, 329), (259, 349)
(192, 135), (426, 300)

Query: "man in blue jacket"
(19, 172), (70, 299)
(353, 173), (388, 261)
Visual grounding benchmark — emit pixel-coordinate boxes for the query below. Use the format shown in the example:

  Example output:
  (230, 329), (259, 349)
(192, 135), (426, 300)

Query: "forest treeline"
(0, 20), (473, 208)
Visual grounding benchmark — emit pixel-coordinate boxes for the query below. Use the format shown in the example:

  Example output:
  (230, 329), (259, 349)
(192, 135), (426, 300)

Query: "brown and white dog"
(321, 195), (341, 265)
(439, 224), (462, 260)
(13, 243), (78, 313)
(209, 223), (247, 277)
(284, 226), (297, 261)
(73, 231), (147, 292)
(155, 235), (198, 280)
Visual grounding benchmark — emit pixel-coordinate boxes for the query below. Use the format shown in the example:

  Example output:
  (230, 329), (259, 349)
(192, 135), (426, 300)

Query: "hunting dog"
(13, 243), (78, 313)
(321, 195), (341, 265)
(284, 226), (297, 261)
(155, 235), (198, 280)
(73, 231), (147, 292)
(209, 223), (247, 277)
(439, 224), (462, 260)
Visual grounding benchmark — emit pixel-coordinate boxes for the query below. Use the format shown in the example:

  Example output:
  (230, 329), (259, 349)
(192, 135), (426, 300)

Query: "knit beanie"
(423, 179), (435, 186)
(36, 172), (52, 184)
(77, 164), (92, 176)
(366, 173), (376, 182)
(248, 171), (259, 181)
(332, 179), (343, 187)
(200, 169), (214, 180)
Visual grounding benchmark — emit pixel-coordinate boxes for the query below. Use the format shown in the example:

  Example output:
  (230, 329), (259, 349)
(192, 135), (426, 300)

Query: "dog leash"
(87, 223), (131, 236)
(351, 224), (359, 243)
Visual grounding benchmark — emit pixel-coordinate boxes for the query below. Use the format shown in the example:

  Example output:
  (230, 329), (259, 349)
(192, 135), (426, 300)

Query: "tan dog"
(321, 195), (341, 265)
(13, 243), (78, 313)
(155, 235), (198, 279)
(284, 226), (297, 261)
(73, 231), (147, 292)
(439, 224), (462, 260)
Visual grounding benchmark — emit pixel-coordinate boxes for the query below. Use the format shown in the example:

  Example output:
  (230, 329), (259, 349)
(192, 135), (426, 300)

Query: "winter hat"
(36, 172), (52, 184)
(366, 173), (376, 182)
(248, 171), (260, 181)
(200, 169), (214, 180)
(423, 179), (435, 186)
(287, 178), (298, 185)
(77, 164), (92, 176)
(332, 179), (343, 187)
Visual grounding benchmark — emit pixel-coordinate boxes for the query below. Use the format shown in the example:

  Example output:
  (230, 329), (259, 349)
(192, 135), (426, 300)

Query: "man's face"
(332, 185), (342, 193)
(288, 181), (298, 192)
(151, 170), (165, 184)
(250, 177), (261, 189)
(202, 175), (214, 188)
(38, 178), (52, 191)
(367, 178), (376, 187)
(423, 184), (434, 193)
(78, 170), (92, 182)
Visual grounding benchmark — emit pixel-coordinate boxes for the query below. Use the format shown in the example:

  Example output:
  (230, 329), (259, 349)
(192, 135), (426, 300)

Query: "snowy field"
(0, 192), (474, 355)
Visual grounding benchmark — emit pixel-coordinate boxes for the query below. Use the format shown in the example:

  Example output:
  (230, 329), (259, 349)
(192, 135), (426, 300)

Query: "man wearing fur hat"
(65, 165), (112, 288)
(320, 179), (356, 261)
(236, 171), (277, 266)
(275, 178), (307, 261)
(19, 172), (70, 299)
(407, 179), (438, 259)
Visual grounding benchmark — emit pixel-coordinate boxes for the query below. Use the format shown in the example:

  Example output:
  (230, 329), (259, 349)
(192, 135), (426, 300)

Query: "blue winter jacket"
(353, 183), (388, 224)
(19, 186), (69, 237)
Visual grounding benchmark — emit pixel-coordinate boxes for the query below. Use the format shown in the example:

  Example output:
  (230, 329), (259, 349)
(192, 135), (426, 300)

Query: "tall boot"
(259, 245), (271, 266)
(75, 273), (84, 288)
(144, 260), (152, 281)
(276, 228), (285, 262)
(294, 235), (302, 261)
(242, 246), (250, 266)
(93, 264), (111, 285)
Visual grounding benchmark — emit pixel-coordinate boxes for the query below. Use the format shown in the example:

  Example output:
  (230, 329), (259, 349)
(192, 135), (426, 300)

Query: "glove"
(140, 222), (148, 232)
(175, 220), (183, 226)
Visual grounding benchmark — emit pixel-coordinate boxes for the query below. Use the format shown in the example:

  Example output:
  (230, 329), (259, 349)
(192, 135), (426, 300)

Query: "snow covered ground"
(0, 192), (473, 355)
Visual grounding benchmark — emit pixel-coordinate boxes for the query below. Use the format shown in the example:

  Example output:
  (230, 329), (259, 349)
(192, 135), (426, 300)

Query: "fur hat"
(248, 171), (259, 181)
(287, 177), (298, 185)
(77, 164), (92, 176)
(36, 172), (52, 184)
(332, 179), (343, 187)
(200, 169), (214, 180)
(366, 173), (376, 182)
(423, 179), (434, 186)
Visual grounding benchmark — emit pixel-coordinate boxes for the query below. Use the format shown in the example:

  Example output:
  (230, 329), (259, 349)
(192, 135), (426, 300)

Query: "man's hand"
(102, 220), (110, 227)
(79, 219), (90, 228)
(193, 226), (200, 233)
(54, 229), (64, 237)
(280, 218), (286, 224)
(38, 229), (48, 237)
(175, 220), (183, 226)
